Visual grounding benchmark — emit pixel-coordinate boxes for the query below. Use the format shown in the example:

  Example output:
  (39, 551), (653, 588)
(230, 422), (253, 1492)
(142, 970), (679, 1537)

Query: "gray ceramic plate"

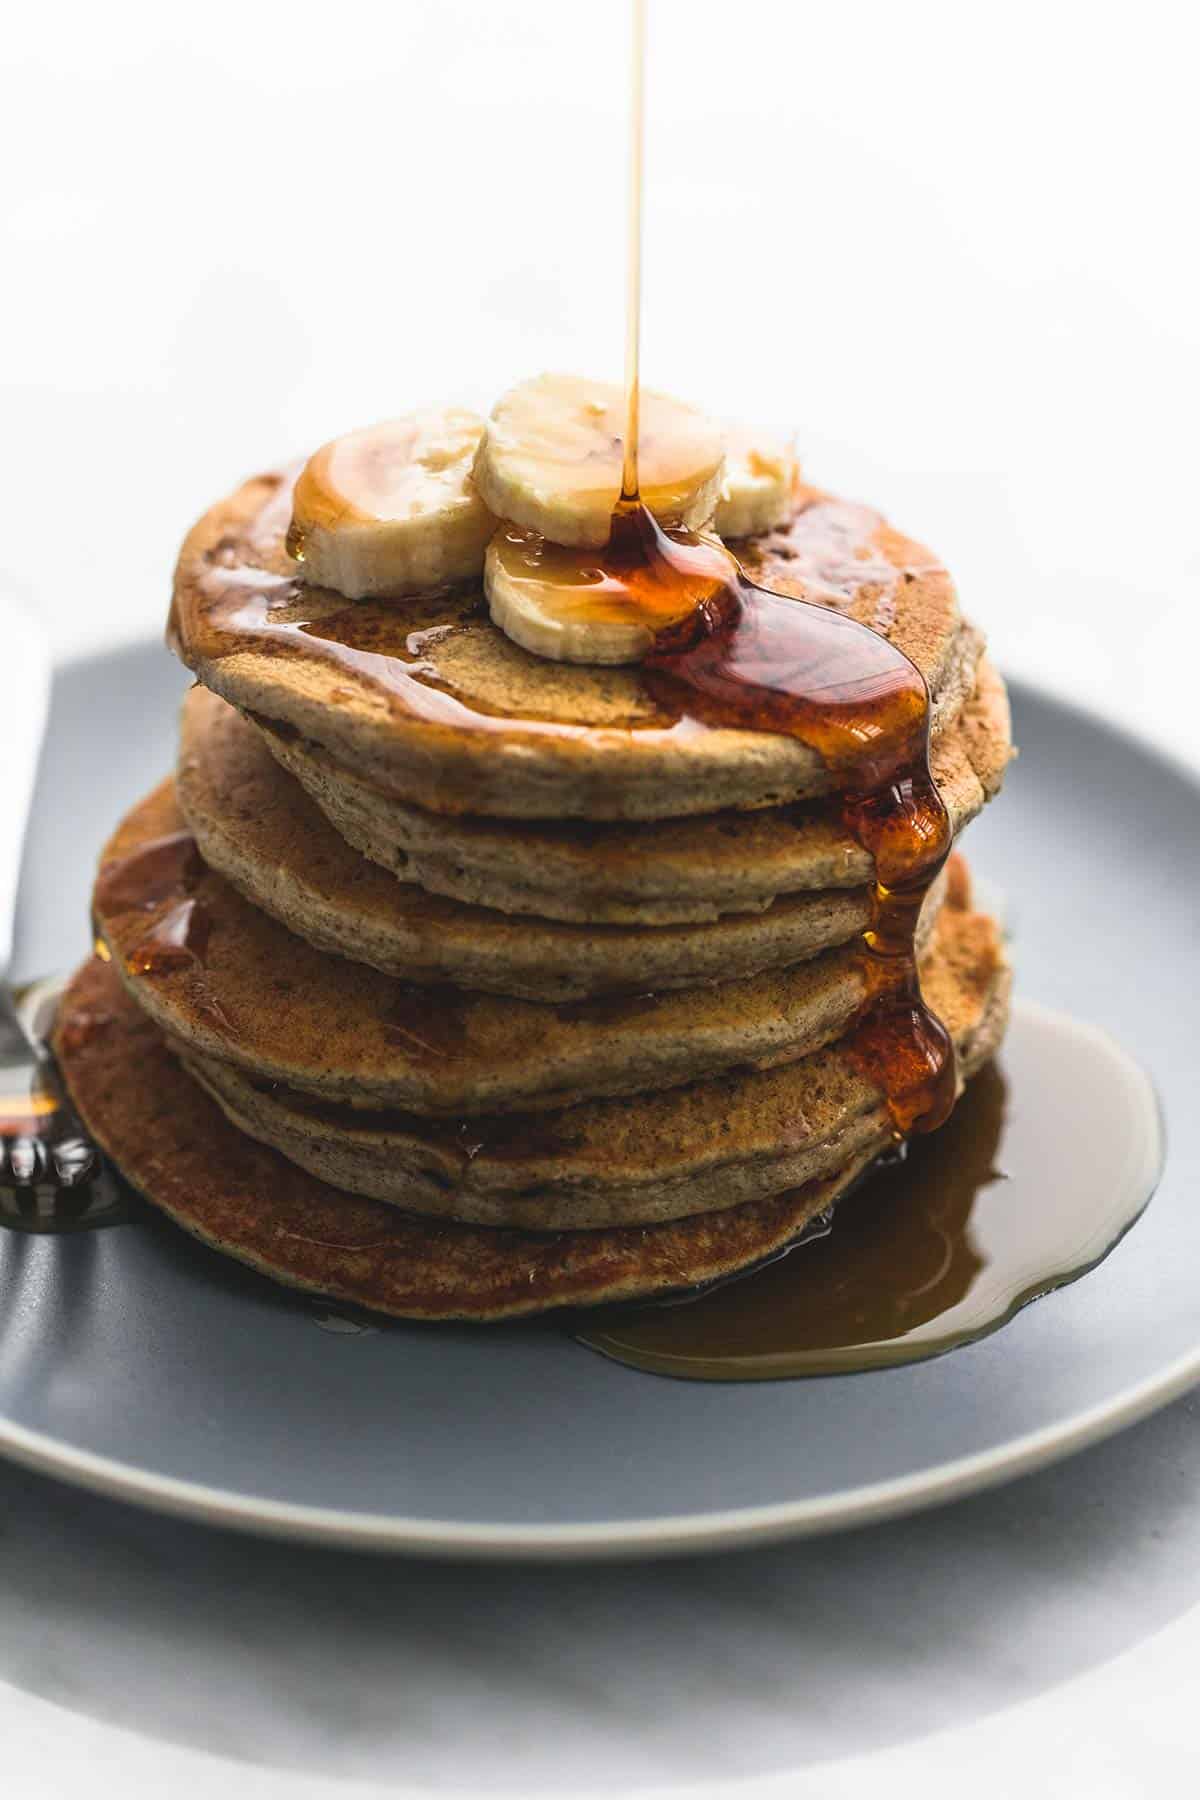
(2, 644), (1197, 1559)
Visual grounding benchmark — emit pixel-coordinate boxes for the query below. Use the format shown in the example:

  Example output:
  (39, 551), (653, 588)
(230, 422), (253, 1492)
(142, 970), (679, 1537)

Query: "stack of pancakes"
(57, 473), (1013, 1320)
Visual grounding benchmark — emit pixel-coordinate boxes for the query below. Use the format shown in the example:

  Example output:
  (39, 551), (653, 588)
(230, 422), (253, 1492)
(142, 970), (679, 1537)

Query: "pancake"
(249, 657), (1011, 926)
(94, 782), (946, 1116)
(179, 888), (1011, 1229)
(169, 469), (983, 821)
(177, 687), (921, 1001)
(54, 940), (1006, 1319)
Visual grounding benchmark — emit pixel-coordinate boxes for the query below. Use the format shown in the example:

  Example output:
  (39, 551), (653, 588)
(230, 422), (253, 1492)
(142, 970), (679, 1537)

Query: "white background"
(4, 0), (1198, 758)
(2, 1), (1200, 1794)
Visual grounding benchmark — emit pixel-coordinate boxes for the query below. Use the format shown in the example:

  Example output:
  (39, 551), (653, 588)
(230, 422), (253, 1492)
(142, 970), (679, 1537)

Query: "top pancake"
(169, 468), (981, 821)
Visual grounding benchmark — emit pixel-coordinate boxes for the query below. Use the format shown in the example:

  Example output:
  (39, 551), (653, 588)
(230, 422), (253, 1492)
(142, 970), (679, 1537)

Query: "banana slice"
(486, 529), (651, 664)
(287, 410), (494, 599)
(712, 423), (799, 539)
(485, 521), (733, 666)
(472, 373), (725, 549)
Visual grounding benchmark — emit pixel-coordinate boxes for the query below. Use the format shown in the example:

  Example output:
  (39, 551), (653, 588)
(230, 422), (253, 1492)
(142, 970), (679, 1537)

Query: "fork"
(0, 983), (100, 1202)
(0, 588), (106, 1227)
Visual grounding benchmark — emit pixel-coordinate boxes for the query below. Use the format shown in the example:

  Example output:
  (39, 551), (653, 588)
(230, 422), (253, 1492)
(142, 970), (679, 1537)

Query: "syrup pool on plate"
(573, 1001), (1164, 1380)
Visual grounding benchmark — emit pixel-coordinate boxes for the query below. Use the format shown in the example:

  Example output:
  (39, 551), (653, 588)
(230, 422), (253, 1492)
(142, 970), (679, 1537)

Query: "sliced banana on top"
(288, 410), (495, 599)
(472, 373), (726, 549)
(484, 530), (653, 665)
(485, 520), (735, 667)
(712, 423), (799, 539)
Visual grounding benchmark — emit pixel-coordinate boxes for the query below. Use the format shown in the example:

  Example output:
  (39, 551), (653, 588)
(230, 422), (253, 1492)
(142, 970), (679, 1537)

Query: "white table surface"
(2, 1390), (1200, 1800)
(3, 2), (1199, 1793)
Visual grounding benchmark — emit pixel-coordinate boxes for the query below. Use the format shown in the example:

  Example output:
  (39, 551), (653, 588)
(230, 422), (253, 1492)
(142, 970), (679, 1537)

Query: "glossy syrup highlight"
(484, 0), (954, 1134)
(574, 1002), (1164, 1380)
(93, 829), (228, 1028)
(496, 501), (956, 1135)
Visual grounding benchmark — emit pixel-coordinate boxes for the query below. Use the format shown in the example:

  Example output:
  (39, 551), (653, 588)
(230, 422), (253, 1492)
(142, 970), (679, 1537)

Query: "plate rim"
(3, 653), (1198, 1559)
(0, 1331), (1196, 1559)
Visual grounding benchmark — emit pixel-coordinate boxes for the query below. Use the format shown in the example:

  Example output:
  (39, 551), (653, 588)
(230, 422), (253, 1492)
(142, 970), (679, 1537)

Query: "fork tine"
(51, 1138), (98, 1187)
(6, 1137), (47, 1185)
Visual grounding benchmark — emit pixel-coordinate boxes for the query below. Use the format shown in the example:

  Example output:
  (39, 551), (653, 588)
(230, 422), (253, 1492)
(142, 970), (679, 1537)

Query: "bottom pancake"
(55, 937), (1009, 1320)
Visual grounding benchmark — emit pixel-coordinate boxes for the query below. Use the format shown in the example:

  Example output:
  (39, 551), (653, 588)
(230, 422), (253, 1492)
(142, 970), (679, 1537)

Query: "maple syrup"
(491, 0), (954, 1136)
(621, 0), (646, 508)
(93, 831), (229, 1030)
(94, 830), (203, 914)
(553, 501), (956, 1132)
(94, 831), (212, 977)
(574, 1002), (1163, 1379)
(126, 896), (212, 977)
(612, 4), (942, 1131)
